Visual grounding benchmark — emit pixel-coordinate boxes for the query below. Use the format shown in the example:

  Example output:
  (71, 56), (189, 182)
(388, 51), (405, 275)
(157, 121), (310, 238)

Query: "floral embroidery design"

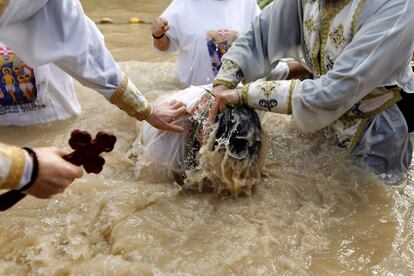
(329, 24), (346, 49)
(257, 82), (279, 98)
(259, 99), (278, 111)
(256, 82), (279, 111)
(335, 135), (351, 150)
(304, 17), (318, 35)
(220, 59), (240, 73)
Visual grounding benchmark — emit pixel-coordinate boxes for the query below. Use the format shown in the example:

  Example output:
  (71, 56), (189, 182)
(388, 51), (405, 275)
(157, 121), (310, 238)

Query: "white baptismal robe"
(0, 0), (151, 189)
(214, 0), (414, 182)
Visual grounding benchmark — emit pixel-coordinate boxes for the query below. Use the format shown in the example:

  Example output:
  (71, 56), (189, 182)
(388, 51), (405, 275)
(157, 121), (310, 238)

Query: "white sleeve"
(252, 1), (262, 17)
(0, 0), (122, 98)
(292, 0), (414, 132)
(242, 0), (414, 133)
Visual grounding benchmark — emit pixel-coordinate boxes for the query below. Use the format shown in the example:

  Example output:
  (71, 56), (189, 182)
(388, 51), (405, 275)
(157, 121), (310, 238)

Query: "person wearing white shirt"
(151, 0), (261, 86)
(0, 0), (187, 199)
(0, 42), (80, 126)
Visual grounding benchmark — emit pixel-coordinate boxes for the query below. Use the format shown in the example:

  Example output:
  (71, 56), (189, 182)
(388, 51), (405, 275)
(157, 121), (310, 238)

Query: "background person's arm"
(151, 17), (170, 51)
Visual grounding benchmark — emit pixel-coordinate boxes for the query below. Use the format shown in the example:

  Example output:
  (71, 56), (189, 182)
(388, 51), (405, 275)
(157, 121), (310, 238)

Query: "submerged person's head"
(137, 87), (264, 198)
(182, 105), (265, 198)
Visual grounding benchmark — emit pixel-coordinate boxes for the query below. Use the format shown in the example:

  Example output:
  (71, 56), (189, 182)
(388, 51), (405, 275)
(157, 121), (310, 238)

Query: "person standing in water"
(210, 0), (414, 183)
(151, 0), (261, 86)
(0, 0), (187, 199)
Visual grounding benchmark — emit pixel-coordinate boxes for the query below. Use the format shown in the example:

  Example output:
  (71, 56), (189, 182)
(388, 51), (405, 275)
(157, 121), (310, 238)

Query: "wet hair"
(182, 106), (264, 197)
(213, 106), (262, 163)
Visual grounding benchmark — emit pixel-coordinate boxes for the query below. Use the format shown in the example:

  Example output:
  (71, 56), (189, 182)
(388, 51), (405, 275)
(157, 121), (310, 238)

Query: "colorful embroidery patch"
(0, 46), (45, 115)
(206, 29), (239, 76)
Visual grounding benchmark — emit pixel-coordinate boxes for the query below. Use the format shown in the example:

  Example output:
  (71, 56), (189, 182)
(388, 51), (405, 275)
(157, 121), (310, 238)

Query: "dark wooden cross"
(64, 130), (116, 174)
(0, 130), (117, 211)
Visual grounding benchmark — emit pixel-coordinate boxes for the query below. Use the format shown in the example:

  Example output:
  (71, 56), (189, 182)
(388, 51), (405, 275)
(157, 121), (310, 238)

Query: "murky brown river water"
(0, 1), (413, 275)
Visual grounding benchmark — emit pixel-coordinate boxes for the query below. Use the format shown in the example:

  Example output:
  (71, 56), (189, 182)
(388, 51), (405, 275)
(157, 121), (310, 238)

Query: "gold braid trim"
(350, 0), (367, 38)
(319, 0), (353, 75)
(0, 143), (25, 190)
(109, 75), (152, 121)
(341, 89), (402, 119)
(348, 118), (369, 152)
(0, 0), (9, 17)
(288, 80), (296, 115)
(213, 79), (236, 90)
(241, 83), (251, 106)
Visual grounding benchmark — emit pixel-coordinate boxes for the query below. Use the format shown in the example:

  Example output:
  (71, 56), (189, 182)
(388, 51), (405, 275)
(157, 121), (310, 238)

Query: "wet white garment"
(223, 0), (414, 132)
(0, 43), (80, 126)
(159, 0), (261, 85)
(142, 86), (207, 176)
(0, 0), (122, 98)
(215, 0), (414, 180)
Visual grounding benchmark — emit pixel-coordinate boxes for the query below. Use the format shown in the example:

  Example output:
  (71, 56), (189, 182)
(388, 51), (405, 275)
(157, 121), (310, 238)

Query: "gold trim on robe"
(109, 75), (152, 121)
(0, 143), (25, 190)
(0, 0), (9, 17)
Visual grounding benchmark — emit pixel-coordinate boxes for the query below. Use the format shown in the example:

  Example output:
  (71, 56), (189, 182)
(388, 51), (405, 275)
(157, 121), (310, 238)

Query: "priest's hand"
(26, 147), (84, 198)
(212, 85), (229, 97)
(146, 100), (188, 133)
(208, 89), (241, 123)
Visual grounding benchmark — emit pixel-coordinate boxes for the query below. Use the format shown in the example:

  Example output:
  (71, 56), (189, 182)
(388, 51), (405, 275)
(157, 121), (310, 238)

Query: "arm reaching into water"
(0, 0), (186, 132)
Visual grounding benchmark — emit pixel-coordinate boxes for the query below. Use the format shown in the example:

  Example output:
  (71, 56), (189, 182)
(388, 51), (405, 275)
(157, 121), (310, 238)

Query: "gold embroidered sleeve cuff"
(0, 143), (26, 190)
(241, 83), (250, 106)
(247, 80), (294, 114)
(212, 79), (236, 90)
(109, 75), (151, 121)
(214, 59), (244, 88)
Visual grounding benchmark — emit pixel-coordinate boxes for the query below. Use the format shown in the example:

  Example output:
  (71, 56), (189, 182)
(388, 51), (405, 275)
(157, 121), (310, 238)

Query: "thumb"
(163, 122), (184, 133)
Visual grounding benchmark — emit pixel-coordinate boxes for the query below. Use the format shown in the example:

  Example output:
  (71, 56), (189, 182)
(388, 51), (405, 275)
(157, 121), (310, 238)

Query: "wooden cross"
(0, 130), (117, 211)
(63, 130), (116, 174)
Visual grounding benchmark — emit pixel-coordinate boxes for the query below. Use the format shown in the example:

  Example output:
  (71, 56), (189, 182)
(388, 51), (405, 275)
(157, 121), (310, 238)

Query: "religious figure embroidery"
(206, 30), (239, 76)
(0, 45), (44, 115)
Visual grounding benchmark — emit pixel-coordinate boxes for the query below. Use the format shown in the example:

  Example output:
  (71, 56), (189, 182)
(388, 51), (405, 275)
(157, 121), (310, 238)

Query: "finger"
(170, 100), (185, 109)
(158, 119), (184, 133)
(173, 106), (188, 117)
(165, 123), (184, 133)
(208, 101), (219, 123)
(219, 101), (227, 113)
(61, 163), (84, 179)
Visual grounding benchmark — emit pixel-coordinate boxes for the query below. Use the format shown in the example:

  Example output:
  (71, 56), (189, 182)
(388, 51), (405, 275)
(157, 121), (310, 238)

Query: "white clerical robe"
(213, 0), (414, 183)
(0, 0), (151, 189)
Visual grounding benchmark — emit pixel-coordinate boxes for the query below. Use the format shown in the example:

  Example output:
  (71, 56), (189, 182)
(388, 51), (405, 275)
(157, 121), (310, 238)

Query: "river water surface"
(0, 0), (413, 275)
